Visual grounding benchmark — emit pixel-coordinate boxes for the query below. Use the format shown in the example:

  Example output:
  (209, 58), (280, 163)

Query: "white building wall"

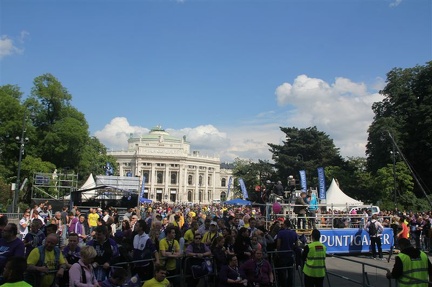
(108, 127), (232, 204)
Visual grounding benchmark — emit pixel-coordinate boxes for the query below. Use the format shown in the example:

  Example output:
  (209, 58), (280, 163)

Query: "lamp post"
(13, 117), (28, 213)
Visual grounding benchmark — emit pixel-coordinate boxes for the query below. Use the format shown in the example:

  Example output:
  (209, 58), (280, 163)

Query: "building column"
(150, 164), (156, 200)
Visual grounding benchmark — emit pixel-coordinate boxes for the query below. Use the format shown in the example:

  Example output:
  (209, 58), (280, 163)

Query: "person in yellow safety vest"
(386, 238), (432, 287)
(302, 229), (326, 287)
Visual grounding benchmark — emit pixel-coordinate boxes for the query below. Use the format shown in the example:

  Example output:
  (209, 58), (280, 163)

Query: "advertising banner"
(239, 178), (248, 200)
(299, 170), (307, 192)
(319, 228), (394, 254)
(317, 167), (326, 199)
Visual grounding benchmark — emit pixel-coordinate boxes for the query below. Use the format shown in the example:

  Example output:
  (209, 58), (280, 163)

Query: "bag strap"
(80, 265), (87, 284)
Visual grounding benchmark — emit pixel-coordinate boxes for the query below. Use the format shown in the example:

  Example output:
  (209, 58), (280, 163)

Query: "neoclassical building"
(108, 126), (232, 204)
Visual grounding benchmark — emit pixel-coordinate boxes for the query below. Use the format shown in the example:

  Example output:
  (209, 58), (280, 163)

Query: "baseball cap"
(210, 221), (217, 226)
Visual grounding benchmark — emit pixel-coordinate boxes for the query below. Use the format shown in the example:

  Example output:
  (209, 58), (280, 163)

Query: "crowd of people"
(0, 198), (432, 286)
(0, 201), (302, 287)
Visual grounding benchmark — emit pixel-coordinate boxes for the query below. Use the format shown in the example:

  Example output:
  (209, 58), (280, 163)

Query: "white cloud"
(390, 0), (402, 8)
(94, 117), (149, 150)
(0, 32), (28, 59)
(95, 75), (383, 163)
(274, 75), (383, 158)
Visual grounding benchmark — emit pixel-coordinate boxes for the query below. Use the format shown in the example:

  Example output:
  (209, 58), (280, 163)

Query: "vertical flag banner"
(140, 176), (146, 199)
(299, 170), (307, 192)
(239, 178), (249, 199)
(317, 167), (326, 199)
(227, 176), (232, 199)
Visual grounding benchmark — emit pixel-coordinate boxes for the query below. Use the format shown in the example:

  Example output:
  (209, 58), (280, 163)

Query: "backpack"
(369, 221), (378, 236)
(25, 245), (61, 286)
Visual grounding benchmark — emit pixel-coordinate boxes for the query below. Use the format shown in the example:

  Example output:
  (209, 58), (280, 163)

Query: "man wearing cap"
(202, 221), (221, 246)
(386, 238), (432, 286)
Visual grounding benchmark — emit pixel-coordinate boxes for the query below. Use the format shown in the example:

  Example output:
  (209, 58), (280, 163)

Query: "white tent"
(63, 173), (97, 200)
(325, 178), (363, 210)
(79, 173), (98, 199)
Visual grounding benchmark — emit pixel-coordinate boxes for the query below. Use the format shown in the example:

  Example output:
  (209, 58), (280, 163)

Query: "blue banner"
(227, 176), (232, 199)
(140, 176), (146, 198)
(317, 167), (326, 199)
(239, 178), (248, 200)
(319, 228), (394, 254)
(299, 170), (307, 192)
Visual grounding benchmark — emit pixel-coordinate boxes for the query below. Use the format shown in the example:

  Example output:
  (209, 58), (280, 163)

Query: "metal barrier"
(267, 250), (299, 287)
(327, 255), (393, 287)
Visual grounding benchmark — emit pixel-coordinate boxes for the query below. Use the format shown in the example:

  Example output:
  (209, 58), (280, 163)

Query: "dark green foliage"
(366, 62), (432, 202)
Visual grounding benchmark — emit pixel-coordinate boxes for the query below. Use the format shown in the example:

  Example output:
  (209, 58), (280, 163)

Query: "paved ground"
(289, 252), (432, 287)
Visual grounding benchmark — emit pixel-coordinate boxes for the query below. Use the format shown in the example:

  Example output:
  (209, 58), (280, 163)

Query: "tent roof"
(79, 173), (96, 190)
(325, 178), (363, 210)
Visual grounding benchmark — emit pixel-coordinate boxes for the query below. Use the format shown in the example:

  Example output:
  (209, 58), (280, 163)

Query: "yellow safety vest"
(397, 252), (429, 287)
(303, 241), (326, 278)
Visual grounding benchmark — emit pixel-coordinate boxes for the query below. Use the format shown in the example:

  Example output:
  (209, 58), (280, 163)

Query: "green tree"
(366, 62), (432, 202)
(78, 136), (118, 177)
(25, 74), (89, 171)
(0, 85), (25, 179)
(373, 161), (414, 209)
(268, 126), (346, 187)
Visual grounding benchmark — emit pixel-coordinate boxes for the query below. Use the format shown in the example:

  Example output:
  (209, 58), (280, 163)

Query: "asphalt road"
(289, 252), (432, 287)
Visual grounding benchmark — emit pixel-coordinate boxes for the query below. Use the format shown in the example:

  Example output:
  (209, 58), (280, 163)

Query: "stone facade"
(108, 126), (232, 204)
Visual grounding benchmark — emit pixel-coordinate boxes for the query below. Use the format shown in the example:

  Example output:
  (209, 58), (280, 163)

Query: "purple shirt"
(276, 228), (298, 251)
(0, 237), (25, 270)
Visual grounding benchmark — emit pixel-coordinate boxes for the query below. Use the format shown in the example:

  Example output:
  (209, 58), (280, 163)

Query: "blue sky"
(1, 0), (431, 162)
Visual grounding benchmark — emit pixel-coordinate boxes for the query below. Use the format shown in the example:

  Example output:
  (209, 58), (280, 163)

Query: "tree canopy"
(0, 74), (117, 210)
(366, 61), (432, 204)
(268, 126), (345, 187)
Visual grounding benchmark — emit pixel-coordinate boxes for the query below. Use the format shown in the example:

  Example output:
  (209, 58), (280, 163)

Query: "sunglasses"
(195, 237), (202, 239)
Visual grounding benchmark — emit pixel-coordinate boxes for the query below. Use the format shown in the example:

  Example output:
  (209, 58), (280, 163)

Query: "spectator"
(185, 232), (212, 285)
(86, 225), (119, 282)
(294, 192), (308, 229)
(0, 257), (31, 287)
(0, 216), (8, 239)
(159, 226), (181, 287)
(26, 233), (67, 287)
(397, 216), (409, 240)
(68, 245), (99, 287)
(99, 267), (128, 287)
(142, 265), (170, 287)
(0, 223), (25, 272)
(18, 212), (31, 239)
(211, 236), (228, 272)
(218, 254), (247, 287)
(202, 221), (221, 247)
(365, 214), (384, 259)
(23, 219), (45, 257)
(276, 219), (298, 287)
(241, 249), (274, 287)
(132, 220), (160, 281)
(87, 208), (99, 233)
(60, 232), (81, 286)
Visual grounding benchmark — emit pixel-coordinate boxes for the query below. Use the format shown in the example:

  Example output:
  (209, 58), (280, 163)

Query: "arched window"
(188, 190), (192, 202)
(220, 192), (227, 202)
(157, 171), (163, 184)
(171, 172), (177, 184)
(188, 175), (193, 185)
(221, 178), (226, 187)
(199, 175), (203, 186)
(208, 191), (211, 202)
(142, 172), (149, 183)
(199, 191), (202, 202)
